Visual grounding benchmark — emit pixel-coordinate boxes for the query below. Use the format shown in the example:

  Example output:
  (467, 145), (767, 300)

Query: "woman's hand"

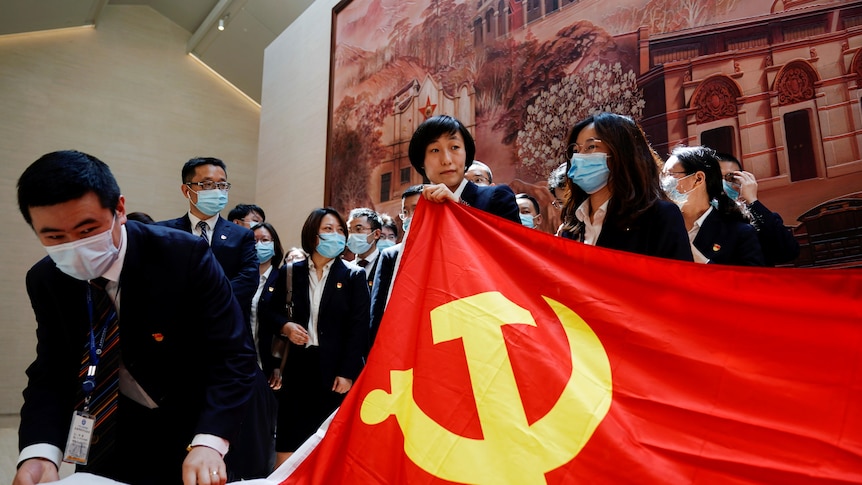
(281, 321), (309, 345)
(421, 183), (458, 203)
(332, 376), (353, 394)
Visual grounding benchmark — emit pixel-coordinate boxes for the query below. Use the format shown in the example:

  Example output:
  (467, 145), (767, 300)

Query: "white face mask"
(44, 216), (119, 281)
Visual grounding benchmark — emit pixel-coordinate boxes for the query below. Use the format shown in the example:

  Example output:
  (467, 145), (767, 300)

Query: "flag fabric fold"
(279, 198), (862, 485)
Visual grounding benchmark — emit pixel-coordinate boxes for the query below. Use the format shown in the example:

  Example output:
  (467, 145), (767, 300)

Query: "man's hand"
(332, 376), (353, 394)
(269, 369), (283, 390)
(182, 446), (226, 485)
(732, 170), (758, 204)
(12, 458), (59, 485)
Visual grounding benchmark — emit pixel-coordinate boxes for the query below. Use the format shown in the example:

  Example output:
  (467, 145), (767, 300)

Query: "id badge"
(63, 411), (94, 465)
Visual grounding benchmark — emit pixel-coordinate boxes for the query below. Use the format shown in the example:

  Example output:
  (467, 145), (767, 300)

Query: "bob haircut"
(564, 112), (666, 229)
(408, 115), (475, 177)
(300, 207), (348, 256)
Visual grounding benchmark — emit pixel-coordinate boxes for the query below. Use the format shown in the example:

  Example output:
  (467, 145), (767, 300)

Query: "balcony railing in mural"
(782, 192), (862, 269)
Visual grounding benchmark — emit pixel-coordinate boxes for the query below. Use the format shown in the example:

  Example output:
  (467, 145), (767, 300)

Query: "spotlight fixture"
(218, 18), (225, 31)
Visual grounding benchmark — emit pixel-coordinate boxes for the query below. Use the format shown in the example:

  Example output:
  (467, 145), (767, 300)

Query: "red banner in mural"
(279, 198), (862, 484)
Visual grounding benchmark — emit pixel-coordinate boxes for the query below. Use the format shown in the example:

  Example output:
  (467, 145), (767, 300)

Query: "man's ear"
(534, 214), (543, 227)
(371, 228), (381, 240)
(115, 195), (127, 225)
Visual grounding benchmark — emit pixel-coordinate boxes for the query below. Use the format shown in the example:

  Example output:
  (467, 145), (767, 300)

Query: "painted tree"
(515, 60), (645, 179)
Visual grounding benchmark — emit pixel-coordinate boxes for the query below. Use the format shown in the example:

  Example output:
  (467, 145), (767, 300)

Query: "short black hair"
(227, 203), (266, 223)
(300, 207), (347, 256)
(715, 152), (743, 170)
(516, 193), (541, 216)
(402, 184), (425, 199)
(407, 115), (475, 177)
(126, 212), (155, 224)
(347, 207), (382, 231)
(182, 157), (227, 183)
(17, 150), (121, 225)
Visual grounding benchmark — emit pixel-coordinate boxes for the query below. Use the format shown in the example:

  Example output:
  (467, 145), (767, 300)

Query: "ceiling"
(0, 0), (316, 104)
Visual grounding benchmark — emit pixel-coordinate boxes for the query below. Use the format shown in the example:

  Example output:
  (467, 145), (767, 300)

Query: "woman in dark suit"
(408, 115), (521, 224)
(662, 145), (765, 266)
(260, 208), (370, 467)
(559, 112), (693, 261)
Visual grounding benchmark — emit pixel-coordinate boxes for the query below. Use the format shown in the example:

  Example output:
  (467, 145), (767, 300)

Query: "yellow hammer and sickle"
(361, 292), (612, 484)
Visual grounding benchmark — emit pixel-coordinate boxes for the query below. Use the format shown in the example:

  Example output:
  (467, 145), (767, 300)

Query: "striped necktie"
(76, 277), (120, 469)
(197, 220), (209, 244)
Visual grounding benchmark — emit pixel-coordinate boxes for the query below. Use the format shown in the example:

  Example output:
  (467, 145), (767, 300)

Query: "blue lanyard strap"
(82, 284), (109, 398)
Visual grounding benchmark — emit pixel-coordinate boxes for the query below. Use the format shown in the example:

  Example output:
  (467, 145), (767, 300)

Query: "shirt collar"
(693, 205), (713, 230)
(453, 178), (469, 199)
(574, 198), (610, 223)
(187, 211), (219, 230)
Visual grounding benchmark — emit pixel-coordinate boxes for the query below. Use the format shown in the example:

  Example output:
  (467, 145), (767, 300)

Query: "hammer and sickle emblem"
(361, 292), (612, 484)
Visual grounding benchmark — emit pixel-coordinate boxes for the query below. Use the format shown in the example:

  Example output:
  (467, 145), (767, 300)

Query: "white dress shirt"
(306, 258), (335, 347)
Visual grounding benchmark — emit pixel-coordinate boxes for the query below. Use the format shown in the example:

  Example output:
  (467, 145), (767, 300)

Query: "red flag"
(280, 198), (862, 484)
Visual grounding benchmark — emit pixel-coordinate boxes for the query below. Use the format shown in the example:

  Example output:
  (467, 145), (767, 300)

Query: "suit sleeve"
(230, 228), (260, 314)
(19, 266), (84, 452)
(490, 185), (522, 224)
(185, 239), (259, 441)
(747, 200), (800, 266)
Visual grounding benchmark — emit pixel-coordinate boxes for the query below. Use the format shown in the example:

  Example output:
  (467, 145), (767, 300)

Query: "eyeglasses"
(398, 210), (414, 221)
(551, 199), (563, 209)
(566, 139), (603, 159)
(468, 175), (490, 185)
(185, 181), (232, 191)
(723, 172), (739, 183)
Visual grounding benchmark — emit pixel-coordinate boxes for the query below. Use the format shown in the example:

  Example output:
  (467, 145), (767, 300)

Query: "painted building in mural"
(358, 0), (861, 265)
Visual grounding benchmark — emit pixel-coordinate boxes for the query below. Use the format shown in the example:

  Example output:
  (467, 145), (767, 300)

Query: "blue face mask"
(519, 213), (535, 228)
(347, 233), (374, 256)
(316, 232), (346, 258)
(377, 239), (396, 251)
(723, 180), (740, 201)
(567, 153), (610, 194)
(402, 218), (411, 233)
(190, 189), (228, 216)
(255, 241), (275, 263)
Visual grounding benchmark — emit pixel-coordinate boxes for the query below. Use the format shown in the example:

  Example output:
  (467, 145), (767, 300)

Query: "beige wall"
(0, 5), (260, 418)
(257, 0), (340, 250)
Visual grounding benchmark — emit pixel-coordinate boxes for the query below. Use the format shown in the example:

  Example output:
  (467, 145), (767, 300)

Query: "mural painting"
(325, 0), (862, 266)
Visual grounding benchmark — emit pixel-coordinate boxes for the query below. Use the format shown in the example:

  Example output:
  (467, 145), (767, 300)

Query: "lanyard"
(82, 284), (110, 410)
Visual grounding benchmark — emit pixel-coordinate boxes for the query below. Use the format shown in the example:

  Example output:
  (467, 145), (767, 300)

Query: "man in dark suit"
(156, 157), (275, 480)
(14, 151), (257, 485)
(346, 207), (383, 290)
(717, 152), (800, 266)
(156, 157), (258, 321)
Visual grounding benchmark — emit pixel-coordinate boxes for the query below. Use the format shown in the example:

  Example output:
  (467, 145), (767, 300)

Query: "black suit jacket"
(19, 221), (257, 458)
(693, 209), (765, 266)
(460, 181), (521, 224)
(260, 257), (370, 385)
(747, 200), (800, 266)
(596, 200), (694, 261)
(156, 215), (258, 322)
(369, 244), (401, 348)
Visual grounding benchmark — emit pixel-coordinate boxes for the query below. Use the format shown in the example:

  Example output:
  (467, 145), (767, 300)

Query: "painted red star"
(420, 96), (437, 119)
